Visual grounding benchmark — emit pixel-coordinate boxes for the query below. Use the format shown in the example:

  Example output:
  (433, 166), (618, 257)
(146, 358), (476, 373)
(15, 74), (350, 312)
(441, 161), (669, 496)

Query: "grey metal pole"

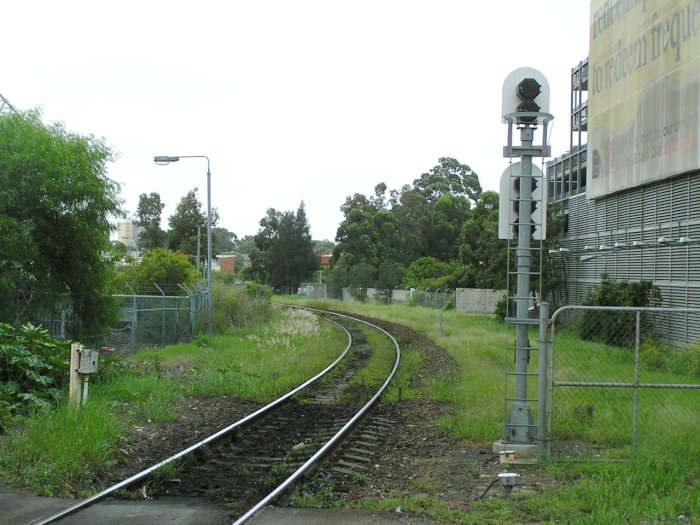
(206, 163), (213, 337)
(504, 126), (536, 444)
(196, 226), (201, 274)
(537, 302), (549, 460)
(633, 310), (641, 457)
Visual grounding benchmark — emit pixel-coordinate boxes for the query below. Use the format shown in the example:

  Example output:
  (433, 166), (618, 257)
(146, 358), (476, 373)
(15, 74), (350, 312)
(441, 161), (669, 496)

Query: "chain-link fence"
(548, 306), (700, 459)
(409, 288), (456, 309)
(100, 285), (208, 355)
(39, 284), (208, 355)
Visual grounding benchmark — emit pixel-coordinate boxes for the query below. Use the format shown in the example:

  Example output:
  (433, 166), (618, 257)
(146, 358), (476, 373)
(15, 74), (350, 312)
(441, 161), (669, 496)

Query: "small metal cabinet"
(78, 349), (99, 374)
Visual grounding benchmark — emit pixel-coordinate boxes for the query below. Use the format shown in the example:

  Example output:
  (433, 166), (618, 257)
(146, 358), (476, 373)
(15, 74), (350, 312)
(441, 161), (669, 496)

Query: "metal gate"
(547, 305), (700, 459)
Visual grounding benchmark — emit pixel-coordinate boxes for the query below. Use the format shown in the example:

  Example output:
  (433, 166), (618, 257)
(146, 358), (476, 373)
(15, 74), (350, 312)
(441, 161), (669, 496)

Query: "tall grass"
(0, 307), (348, 495)
(291, 298), (700, 523)
(0, 403), (122, 496)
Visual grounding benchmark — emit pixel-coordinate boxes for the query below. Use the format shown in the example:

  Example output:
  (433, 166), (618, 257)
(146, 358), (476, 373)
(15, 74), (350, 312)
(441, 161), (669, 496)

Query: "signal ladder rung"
(504, 317), (539, 325)
(504, 397), (539, 403)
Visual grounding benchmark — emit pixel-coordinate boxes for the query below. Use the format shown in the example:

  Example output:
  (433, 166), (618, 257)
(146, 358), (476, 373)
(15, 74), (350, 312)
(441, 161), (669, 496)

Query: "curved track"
(33, 307), (400, 525)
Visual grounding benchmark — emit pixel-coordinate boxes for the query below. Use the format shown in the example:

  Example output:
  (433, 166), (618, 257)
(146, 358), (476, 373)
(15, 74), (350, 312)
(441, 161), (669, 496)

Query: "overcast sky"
(3, 1), (590, 242)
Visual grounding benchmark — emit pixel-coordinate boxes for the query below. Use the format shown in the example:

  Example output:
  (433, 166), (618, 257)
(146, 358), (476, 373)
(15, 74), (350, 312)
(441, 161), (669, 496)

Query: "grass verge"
(287, 297), (700, 524)
(0, 307), (348, 496)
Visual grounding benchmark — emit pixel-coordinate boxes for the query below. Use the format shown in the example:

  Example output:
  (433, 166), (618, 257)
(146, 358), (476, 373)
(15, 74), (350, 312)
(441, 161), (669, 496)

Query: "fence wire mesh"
(40, 286), (208, 355)
(548, 306), (700, 460)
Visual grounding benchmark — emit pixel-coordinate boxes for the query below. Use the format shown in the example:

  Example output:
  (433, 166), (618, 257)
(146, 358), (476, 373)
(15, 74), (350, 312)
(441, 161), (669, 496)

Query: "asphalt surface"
(1, 489), (433, 525)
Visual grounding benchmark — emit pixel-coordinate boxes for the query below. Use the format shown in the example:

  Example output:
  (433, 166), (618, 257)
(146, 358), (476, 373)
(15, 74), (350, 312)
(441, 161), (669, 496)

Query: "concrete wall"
(456, 288), (504, 314)
(336, 287), (504, 315)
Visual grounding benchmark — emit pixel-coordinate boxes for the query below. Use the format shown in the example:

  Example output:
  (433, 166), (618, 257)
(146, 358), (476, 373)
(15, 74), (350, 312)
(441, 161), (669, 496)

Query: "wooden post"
(69, 343), (82, 409)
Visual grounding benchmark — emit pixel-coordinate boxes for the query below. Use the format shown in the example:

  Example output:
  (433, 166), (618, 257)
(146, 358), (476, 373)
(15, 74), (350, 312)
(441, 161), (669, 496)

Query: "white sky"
(2, 0), (590, 242)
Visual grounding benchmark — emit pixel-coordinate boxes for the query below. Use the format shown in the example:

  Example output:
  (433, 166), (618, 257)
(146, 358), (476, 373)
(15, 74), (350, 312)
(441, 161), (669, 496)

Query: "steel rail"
(33, 314), (352, 525)
(230, 306), (401, 525)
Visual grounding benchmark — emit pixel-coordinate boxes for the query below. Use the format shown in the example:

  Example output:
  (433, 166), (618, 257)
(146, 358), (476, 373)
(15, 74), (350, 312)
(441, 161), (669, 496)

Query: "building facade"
(117, 222), (142, 249)
(547, 1), (700, 345)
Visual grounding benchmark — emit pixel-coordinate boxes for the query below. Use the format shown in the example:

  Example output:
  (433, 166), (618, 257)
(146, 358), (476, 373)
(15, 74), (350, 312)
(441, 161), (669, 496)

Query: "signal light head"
(516, 78), (542, 123)
(517, 78), (541, 101)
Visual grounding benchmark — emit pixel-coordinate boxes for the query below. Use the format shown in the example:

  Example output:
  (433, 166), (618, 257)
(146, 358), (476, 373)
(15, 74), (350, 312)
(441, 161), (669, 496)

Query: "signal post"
(496, 68), (553, 459)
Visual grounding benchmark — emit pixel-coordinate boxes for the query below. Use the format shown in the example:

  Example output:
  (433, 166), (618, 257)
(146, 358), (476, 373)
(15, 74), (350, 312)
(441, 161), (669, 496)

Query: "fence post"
(537, 302), (550, 461)
(179, 283), (195, 340)
(633, 310), (641, 457)
(126, 283), (137, 354)
(69, 343), (81, 409)
(154, 283), (166, 347)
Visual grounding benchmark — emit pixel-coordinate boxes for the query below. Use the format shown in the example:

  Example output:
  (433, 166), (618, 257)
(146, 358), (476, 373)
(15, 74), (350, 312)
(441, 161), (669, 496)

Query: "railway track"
(33, 307), (401, 525)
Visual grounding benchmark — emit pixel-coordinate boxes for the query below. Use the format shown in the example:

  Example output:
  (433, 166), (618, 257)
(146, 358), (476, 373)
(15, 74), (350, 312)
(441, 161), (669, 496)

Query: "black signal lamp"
(516, 78), (541, 121)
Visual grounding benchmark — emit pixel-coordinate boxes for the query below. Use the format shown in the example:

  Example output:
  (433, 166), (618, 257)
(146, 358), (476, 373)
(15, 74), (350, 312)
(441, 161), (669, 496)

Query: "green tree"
(412, 156), (482, 203)
(391, 187), (431, 265)
(212, 227), (238, 253)
(118, 248), (199, 292)
(135, 192), (166, 251)
(250, 203), (319, 293)
(0, 110), (122, 338)
(167, 188), (219, 264)
(459, 191), (507, 289)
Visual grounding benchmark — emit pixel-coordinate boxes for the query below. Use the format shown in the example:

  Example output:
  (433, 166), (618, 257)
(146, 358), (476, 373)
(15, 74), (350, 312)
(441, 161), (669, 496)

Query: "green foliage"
(403, 257), (458, 289)
(167, 188), (219, 265)
(330, 157), (493, 296)
(117, 248), (200, 292)
(640, 339), (700, 378)
(0, 110), (122, 338)
(0, 323), (70, 432)
(203, 282), (273, 333)
(212, 226), (238, 253)
(135, 192), (166, 250)
(0, 402), (122, 496)
(249, 202), (319, 293)
(459, 191), (506, 289)
(579, 275), (662, 346)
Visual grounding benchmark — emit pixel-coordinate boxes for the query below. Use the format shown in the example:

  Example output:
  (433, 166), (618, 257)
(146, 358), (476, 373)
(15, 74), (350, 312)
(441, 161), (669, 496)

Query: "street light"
(154, 155), (213, 336)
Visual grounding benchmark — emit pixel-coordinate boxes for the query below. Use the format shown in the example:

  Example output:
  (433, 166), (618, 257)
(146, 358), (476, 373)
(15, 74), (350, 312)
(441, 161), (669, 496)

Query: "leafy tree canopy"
(0, 110), (122, 337)
(249, 203), (319, 293)
(329, 157), (482, 293)
(459, 191), (506, 289)
(135, 192), (166, 251)
(412, 157), (482, 203)
(167, 188), (219, 264)
(213, 227), (238, 253)
(117, 248), (200, 294)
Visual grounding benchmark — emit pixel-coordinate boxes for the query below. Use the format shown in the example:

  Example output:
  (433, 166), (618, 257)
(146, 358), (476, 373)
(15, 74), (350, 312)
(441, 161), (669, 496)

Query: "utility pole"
(496, 68), (553, 458)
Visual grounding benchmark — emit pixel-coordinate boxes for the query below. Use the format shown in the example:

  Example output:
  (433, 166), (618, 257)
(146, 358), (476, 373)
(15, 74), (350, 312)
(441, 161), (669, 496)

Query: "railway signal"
(497, 68), (553, 460)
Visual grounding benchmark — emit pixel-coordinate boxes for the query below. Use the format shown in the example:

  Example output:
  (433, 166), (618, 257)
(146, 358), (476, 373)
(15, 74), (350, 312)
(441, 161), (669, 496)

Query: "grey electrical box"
(78, 349), (99, 374)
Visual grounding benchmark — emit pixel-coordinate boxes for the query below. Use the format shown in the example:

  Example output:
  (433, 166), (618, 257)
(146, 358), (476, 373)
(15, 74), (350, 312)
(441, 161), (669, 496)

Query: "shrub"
(579, 275), (661, 347)
(0, 323), (70, 432)
(641, 339), (700, 379)
(201, 282), (273, 333)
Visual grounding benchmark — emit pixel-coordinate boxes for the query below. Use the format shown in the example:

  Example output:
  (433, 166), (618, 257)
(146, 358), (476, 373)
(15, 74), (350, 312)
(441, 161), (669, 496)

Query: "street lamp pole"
(154, 155), (214, 336)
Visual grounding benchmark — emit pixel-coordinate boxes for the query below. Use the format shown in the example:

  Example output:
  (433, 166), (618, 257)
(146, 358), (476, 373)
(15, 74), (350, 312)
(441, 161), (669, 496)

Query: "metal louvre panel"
(617, 192), (630, 231)
(670, 246), (689, 282)
(688, 288), (700, 341)
(567, 195), (580, 236)
(627, 249), (641, 280)
(627, 190), (642, 238)
(672, 177), (690, 223)
(639, 248), (656, 280)
(655, 182), (673, 225)
(605, 196), (617, 231)
(596, 198), (607, 234)
(690, 176), (700, 221)
(690, 244), (700, 281)
(642, 185), (657, 229)
(654, 246), (671, 282)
